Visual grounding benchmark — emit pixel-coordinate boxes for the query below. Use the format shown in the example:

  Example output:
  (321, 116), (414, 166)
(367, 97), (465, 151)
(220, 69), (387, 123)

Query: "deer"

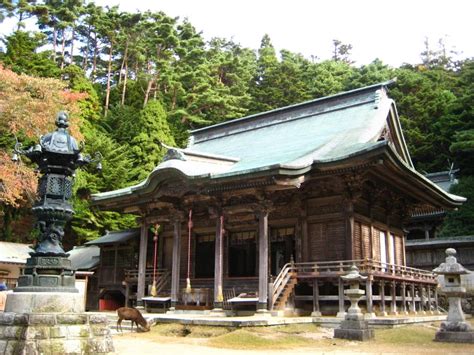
(116, 307), (151, 332)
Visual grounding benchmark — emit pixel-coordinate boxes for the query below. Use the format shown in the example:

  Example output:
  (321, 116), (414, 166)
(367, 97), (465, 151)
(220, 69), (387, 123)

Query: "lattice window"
(270, 227), (295, 242)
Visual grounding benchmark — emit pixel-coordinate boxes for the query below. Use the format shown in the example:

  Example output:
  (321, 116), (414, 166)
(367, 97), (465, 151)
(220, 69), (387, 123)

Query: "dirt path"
(112, 330), (474, 355)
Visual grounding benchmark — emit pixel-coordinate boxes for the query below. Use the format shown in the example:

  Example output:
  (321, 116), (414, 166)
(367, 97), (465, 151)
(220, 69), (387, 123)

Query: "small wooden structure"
(91, 82), (465, 315)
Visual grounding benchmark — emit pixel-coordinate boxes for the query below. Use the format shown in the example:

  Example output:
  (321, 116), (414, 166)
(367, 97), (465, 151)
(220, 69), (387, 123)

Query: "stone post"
(409, 283), (417, 315)
(401, 282), (408, 315)
(433, 248), (474, 343)
(379, 280), (387, 316)
(389, 281), (397, 315)
(364, 277), (375, 319)
(311, 279), (321, 317)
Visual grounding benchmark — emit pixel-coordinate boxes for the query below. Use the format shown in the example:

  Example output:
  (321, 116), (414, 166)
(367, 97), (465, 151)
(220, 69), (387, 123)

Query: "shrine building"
(91, 81), (464, 316)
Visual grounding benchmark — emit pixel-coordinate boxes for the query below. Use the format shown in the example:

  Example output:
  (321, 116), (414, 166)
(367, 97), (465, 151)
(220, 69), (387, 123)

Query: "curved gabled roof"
(92, 81), (464, 208)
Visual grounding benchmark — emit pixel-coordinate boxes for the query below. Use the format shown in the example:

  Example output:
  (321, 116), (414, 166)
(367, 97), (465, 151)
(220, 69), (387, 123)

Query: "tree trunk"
(69, 26), (75, 65)
(119, 39), (129, 86)
(52, 27), (57, 63)
(104, 42), (114, 117)
(82, 27), (90, 71)
(91, 35), (98, 80)
(60, 28), (66, 70)
(143, 78), (154, 107)
(121, 60), (128, 106)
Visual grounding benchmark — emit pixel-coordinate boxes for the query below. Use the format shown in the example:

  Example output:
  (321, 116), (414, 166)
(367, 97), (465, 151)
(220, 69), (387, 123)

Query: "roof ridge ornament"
(160, 142), (186, 162)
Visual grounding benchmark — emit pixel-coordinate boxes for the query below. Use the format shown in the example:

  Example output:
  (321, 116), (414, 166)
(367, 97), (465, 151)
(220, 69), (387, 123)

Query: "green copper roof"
(92, 81), (464, 207)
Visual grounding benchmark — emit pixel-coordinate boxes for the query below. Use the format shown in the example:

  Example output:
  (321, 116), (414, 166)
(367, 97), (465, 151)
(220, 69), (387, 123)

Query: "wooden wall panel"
(308, 223), (324, 261)
(362, 224), (371, 259)
(353, 221), (362, 260)
(372, 228), (381, 261)
(308, 221), (346, 261)
(328, 222), (345, 260)
(395, 235), (403, 265)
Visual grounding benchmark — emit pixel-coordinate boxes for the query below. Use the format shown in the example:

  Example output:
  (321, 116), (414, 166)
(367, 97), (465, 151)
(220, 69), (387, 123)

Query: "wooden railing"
(124, 268), (171, 295)
(124, 268), (168, 282)
(271, 262), (295, 308)
(270, 259), (436, 310)
(293, 259), (436, 282)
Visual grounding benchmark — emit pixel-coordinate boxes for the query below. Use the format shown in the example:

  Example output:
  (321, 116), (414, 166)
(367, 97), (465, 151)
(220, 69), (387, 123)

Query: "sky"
(1, 0), (473, 66)
(93, 0), (474, 66)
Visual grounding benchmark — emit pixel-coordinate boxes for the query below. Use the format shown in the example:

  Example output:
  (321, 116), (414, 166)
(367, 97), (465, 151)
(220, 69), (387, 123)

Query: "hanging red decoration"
(151, 223), (160, 297)
(186, 209), (193, 293)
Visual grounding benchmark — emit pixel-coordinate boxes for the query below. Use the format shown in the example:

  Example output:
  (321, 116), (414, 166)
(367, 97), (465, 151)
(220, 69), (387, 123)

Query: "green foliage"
(71, 121), (136, 243)
(439, 176), (474, 237)
(129, 100), (176, 182)
(390, 66), (457, 172)
(305, 60), (355, 98)
(1, 1), (474, 243)
(1, 30), (60, 77)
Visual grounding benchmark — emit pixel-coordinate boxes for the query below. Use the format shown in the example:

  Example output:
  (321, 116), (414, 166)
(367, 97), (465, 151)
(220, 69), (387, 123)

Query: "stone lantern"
(433, 248), (474, 343)
(0, 112), (114, 354)
(11, 112), (102, 292)
(334, 265), (374, 341)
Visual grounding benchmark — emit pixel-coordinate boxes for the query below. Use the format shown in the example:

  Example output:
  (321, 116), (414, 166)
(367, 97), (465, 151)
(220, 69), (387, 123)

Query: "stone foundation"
(0, 312), (114, 354)
(334, 319), (375, 341)
(435, 330), (474, 343)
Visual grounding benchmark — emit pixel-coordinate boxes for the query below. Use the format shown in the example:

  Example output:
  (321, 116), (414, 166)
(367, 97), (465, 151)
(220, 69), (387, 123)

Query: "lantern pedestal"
(0, 293), (114, 354)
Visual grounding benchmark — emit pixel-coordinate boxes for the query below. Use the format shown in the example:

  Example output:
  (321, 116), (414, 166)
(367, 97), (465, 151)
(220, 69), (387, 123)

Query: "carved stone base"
(435, 330), (474, 343)
(334, 327), (375, 341)
(334, 319), (375, 341)
(16, 256), (77, 293)
(5, 293), (83, 314)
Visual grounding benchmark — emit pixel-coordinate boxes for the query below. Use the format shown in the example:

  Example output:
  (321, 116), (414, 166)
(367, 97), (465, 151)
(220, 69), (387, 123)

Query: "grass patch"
(375, 326), (434, 346)
(151, 323), (189, 337)
(185, 326), (233, 338)
(207, 329), (313, 350)
(270, 323), (321, 334)
(150, 323), (233, 338)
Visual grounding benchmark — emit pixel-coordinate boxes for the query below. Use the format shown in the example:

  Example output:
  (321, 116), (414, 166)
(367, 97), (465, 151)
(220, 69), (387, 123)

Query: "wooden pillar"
(401, 282), (408, 315)
(136, 220), (148, 307)
(389, 281), (397, 315)
(113, 244), (118, 284)
(401, 235), (406, 266)
(257, 209), (269, 311)
(337, 278), (346, 318)
(380, 280), (387, 316)
(213, 214), (224, 309)
(158, 233), (165, 269)
(365, 276), (375, 318)
(300, 202), (308, 262)
(170, 216), (182, 309)
(311, 279), (321, 317)
(410, 283), (417, 314)
(345, 200), (355, 260)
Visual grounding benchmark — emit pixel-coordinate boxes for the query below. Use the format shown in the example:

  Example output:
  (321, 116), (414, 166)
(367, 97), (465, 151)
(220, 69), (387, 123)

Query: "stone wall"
(0, 312), (114, 354)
